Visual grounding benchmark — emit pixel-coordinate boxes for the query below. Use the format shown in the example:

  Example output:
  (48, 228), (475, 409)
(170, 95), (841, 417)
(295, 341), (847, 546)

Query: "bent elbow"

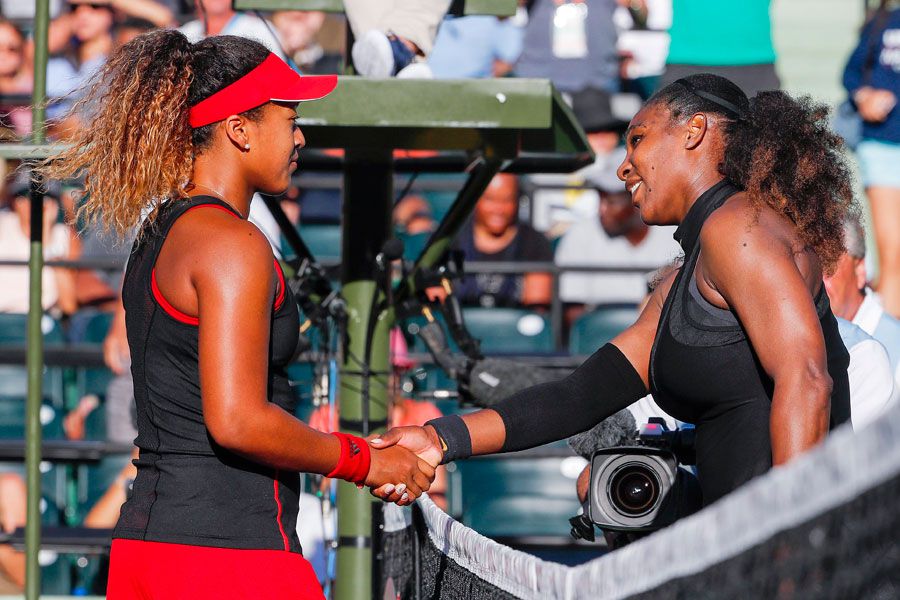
(205, 417), (243, 452)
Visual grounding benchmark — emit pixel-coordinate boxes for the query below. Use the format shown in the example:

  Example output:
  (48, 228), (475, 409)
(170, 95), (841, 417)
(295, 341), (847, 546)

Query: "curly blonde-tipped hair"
(37, 30), (196, 238)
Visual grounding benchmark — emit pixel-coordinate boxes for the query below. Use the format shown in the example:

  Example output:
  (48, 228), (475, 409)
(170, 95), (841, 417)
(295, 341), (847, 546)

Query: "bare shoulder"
(173, 206), (274, 271)
(700, 192), (795, 267)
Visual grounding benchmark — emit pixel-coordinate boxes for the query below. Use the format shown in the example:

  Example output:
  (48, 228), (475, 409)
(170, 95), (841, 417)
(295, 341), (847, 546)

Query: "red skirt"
(107, 539), (325, 599)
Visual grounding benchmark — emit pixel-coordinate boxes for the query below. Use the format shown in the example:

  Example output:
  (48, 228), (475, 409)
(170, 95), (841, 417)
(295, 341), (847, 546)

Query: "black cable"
(394, 171), (421, 206)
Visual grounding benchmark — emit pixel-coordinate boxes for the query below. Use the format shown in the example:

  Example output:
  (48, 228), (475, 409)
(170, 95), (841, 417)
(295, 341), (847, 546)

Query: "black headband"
(674, 78), (746, 119)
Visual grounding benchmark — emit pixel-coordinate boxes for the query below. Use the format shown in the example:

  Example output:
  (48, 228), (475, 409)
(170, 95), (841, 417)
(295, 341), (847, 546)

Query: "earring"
(244, 144), (250, 150)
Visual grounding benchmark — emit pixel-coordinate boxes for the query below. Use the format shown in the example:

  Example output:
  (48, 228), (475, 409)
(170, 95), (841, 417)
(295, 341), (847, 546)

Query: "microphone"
(567, 409), (637, 459)
(375, 238), (405, 271)
(462, 358), (559, 408)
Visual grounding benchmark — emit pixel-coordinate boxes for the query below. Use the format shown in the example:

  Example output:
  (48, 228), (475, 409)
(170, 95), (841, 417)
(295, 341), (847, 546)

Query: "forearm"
(214, 404), (342, 474)
(769, 376), (831, 465)
(432, 344), (647, 458)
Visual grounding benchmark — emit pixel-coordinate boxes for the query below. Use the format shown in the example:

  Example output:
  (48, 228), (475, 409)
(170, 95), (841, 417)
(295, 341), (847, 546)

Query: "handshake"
(360, 425), (444, 506)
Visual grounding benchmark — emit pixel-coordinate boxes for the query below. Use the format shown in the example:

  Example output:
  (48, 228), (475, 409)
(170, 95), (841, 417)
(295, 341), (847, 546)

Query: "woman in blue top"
(843, 1), (900, 317)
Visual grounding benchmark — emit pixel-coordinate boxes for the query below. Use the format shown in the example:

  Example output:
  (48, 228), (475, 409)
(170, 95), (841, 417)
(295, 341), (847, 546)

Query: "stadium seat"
(397, 230), (431, 262)
(77, 452), (133, 523)
(297, 224), (342, 261)
(568, 304), (640, 355)
(462, 307), (553, 354)
(0, 314), (66, 406)
(0, 395), (65, 440)
(453, 446), (584, 538)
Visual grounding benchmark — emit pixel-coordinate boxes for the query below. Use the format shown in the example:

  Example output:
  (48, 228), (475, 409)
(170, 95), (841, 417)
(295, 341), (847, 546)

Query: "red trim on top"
(183, 203), (240, 219)
(273, 475), (290, 551)
(273, 260), (286, 310)
(151, 269), (199, 326)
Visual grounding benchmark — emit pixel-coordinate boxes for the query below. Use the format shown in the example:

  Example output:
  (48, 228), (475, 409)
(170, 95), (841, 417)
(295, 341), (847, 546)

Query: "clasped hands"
(362, 425), (443, 506)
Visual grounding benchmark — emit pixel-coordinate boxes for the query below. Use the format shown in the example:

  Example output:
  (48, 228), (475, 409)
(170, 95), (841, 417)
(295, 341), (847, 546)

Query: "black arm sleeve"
(492, 343), (647, 453)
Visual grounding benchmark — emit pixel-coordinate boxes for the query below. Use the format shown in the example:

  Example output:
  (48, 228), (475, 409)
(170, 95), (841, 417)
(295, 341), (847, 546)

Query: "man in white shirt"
(825, 216), (900, 407)
(555, 147), (680, 310)
(835, 318), (895, 430)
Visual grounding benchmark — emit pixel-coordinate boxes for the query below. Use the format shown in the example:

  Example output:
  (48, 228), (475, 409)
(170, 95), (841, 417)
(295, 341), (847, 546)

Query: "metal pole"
(335, 148), (393, 600)
(27, 1), (51, 598)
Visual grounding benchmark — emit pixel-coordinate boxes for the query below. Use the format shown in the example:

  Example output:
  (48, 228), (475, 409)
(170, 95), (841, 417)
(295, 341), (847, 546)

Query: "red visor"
(188, 53), (337, 129)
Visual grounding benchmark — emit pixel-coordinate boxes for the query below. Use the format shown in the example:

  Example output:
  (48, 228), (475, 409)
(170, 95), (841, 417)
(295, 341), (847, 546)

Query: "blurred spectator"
(428, 15), (523, 78)
(615, 0), (670, 99)
(271, 10), (341, 74)
(843, 1), (900, 317)
(835, 317), (895, 430)
(824, 216), (900, 405)
(0, 174), (79, 315)
(394, 194), (436, 236)
(46, 0), (115, 128)
(345, 0), (451, 78)
(516, 0), (620, 94)
(570, 85), (628, 155)
(661, 0), (779, 96)
(0, 472), (25, 591)
(113, 16), (156, 48)
(555, 147), (679, 311)
(0, 19), (33, 139)
(454, 174), (553, 308)
(528, 86), (632, 241)
(179, 0), (285, 59)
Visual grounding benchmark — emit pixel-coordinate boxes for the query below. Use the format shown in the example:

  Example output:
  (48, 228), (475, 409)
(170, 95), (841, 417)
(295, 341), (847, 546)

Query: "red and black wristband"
(326, 432), (371, 485)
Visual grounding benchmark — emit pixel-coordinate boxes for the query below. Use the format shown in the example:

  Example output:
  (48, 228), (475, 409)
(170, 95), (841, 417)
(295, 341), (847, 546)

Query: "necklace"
(186, 182), (245, 218)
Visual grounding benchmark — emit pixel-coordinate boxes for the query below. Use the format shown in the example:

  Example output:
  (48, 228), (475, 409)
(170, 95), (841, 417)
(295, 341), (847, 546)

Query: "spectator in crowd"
(528, 86), (634, 243)
(179, 0), (285, 59)
(0, 472), (25, 591)
(394, 194), (436, 236)
(661, 0), (779, 96)
(825, 216), (900, 404)
(46, 0), (174, 135)
(555, 147), (679, 313)
(271, 10), (342, 74)
(0, 19), (33, 139)
(454, 173), (553, 308)
(834, 317), (895, 430)
(0, 175), (78, 315)
(515, 0), (620, 95)
(615, 0), (670, 99)
(112, 16), (157, 49)
(428, 14), (524, 78)
(346, 0), (451, 78)
(843, 1), (900, 317)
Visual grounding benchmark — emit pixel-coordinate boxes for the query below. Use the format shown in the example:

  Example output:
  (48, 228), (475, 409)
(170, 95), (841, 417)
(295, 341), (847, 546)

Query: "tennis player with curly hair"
(373, 74), (856, 508)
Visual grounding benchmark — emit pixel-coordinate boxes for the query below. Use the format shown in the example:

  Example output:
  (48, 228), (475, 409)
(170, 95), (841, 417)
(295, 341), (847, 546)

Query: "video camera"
(570, 419), (702, 546)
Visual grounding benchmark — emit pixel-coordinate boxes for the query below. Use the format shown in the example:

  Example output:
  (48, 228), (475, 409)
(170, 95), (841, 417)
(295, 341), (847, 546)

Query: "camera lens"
(610, 466), (659, 516)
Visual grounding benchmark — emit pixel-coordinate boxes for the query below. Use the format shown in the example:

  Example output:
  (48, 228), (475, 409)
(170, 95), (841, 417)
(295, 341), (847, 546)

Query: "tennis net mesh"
(382, 400), (900, 599)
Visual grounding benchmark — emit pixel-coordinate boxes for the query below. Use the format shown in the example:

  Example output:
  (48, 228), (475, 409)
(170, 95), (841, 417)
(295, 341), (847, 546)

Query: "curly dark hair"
(648, 74), (856, 273)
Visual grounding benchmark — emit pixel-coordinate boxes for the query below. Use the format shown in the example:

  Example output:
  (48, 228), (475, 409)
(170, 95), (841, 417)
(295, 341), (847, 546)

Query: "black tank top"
(650, 180), (851, 504)
(113, 196), (304, 552)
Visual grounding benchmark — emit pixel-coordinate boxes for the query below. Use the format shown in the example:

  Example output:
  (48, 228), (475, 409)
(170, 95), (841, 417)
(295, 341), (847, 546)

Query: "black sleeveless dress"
(114, 196), (304, 552)
(650, 180), (851, 505)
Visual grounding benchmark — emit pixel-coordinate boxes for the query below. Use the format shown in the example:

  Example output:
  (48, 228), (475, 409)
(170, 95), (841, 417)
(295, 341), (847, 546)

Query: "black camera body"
(572, 419), (702, 540)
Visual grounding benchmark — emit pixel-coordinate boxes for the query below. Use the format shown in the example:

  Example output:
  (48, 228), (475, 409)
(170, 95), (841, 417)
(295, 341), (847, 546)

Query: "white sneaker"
(397, 62), (433, 79)
(352, 30), (394, 78)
